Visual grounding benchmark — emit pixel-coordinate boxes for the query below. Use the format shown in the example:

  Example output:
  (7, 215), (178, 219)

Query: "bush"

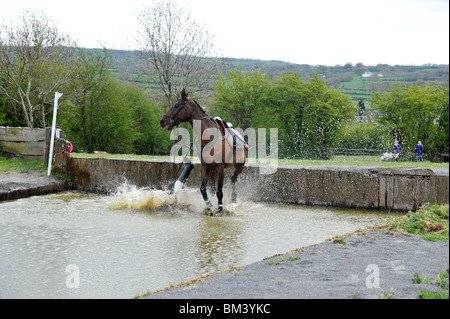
(335, 123), (390, 150)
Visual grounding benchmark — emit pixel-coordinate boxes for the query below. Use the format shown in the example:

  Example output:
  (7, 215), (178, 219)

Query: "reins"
(162, 98), (189, 126)
(163, 98), (210, 126)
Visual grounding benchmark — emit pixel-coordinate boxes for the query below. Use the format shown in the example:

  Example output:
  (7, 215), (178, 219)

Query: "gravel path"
(144, 229), (449, 299)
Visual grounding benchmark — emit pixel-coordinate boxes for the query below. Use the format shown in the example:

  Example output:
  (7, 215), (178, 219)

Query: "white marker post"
(47, 92), (63, 176)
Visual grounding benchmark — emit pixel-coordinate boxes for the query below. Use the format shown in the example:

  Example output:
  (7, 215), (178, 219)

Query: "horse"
(160, 89), (246, 214)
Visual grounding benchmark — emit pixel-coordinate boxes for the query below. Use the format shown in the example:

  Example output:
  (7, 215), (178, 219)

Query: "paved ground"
(0, 172), (66, 201)
(145, 229), (449, 299)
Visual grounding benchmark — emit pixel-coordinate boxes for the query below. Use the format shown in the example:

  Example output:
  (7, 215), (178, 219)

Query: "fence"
(330, 148), (384, 161)
(0, 126), (65, 162)
(331, 148), (432, 162)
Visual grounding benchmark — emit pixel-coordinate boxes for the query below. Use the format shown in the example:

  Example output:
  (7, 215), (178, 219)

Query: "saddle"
(213, 117), (250, 150)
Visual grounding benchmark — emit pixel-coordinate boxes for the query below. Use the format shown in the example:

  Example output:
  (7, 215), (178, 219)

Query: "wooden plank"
(0, 126), (46, 142)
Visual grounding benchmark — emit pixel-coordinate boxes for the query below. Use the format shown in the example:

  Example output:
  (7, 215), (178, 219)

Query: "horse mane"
(180, 88), (209, 118)
(191, 98), (208, 118)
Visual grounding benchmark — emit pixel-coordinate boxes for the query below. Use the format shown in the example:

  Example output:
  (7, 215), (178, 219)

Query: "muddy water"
(0, 186), (402, 298)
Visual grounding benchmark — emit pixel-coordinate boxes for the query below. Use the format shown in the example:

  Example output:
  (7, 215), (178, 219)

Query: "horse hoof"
(203, 207), (213, 216)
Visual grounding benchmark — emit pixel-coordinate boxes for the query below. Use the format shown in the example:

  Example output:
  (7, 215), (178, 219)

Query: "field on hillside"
(337, 67), (448, 104)
(107, 49), (449, 103)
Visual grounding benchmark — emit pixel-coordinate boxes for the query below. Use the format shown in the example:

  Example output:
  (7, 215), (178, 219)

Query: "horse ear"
(181, 88), (188, 100)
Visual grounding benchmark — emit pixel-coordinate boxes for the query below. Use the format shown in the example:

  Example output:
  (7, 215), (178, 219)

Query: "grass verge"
(0, 156), (71, 182)
(387, 203), (449, 242)
(72, 152), (449, 168)
(0, 156), (46, 173)
(412, 271), (449, 299)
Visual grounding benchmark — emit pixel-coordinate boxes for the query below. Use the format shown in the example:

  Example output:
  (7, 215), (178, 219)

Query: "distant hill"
(105, 49), (449, 103)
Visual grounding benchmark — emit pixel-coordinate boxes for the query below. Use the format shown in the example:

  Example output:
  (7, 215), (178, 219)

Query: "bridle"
(162, 98), (190, 127)
(163, 98), (209, 127)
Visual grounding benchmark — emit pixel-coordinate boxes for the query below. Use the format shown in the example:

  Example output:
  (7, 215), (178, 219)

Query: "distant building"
(362, 72), (383, 78)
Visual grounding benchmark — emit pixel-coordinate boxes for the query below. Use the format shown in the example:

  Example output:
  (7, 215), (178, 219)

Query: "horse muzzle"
(160, 117), (173, 131)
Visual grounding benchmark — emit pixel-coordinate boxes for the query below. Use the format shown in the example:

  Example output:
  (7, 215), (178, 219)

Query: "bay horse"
(160, 89), (246, 214)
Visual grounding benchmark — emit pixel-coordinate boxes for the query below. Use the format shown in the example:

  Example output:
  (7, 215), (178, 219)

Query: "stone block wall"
(68, 157), (449, 211)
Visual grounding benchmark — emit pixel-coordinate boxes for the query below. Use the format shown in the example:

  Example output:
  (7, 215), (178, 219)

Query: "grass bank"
(3, 153), (447, 178)
(71, 153), (449, 169)
(0, 156), (46, 173)
(387, 203), (449, 243)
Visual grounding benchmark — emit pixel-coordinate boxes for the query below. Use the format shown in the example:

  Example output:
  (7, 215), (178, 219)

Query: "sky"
(0, 0), (448, 66)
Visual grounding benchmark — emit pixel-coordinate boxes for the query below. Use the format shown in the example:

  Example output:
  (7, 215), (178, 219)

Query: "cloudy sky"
(0, 0), (448, 66)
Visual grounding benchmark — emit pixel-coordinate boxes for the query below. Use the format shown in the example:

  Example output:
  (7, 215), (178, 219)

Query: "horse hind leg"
(216, 164), (224, 213)
(208, 169), (216, 195)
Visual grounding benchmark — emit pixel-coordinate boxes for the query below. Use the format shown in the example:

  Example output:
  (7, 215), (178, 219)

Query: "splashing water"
(109, 183), (211, 213)
(109, 184), (176, 210)
(108, 182), (262, 214)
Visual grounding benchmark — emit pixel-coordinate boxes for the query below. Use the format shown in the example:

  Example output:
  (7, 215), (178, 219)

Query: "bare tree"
(0, 10), (76, 128)
(134, 0), (225, 108)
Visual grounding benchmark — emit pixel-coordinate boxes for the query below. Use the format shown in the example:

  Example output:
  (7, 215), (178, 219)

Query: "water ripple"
(0, 188), (402, 298)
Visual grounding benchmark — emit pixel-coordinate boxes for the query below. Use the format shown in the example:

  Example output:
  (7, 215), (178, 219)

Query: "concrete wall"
(69, 157), (449, 211)
(0, 126), (65, 162)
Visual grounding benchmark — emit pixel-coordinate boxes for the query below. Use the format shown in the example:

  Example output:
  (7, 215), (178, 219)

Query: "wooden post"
(53, 138), (70, 175)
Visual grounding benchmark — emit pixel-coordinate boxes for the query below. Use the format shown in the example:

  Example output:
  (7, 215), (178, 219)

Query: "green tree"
(0, 10), (76, 128)
(371, 84), (449, 158)
(0, 93), (16, 126)
(335, 122), (391, 150)
(212, 65), (270, 129)
(67, 48), (113, 148)
(268, 73), (355, 158)
(84, 80), (142, 153)
(57, 48), (114, 152)
(435, 87), (449, 157)
(213, 70), (355, 159)
(370, 85), (406, 142)
(61, 79), (142, 154)
(57, 48), (171, 155)
(128, 87), (172, 155)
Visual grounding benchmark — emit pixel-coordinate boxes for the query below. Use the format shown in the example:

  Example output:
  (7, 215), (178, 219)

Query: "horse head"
(160, 88), (192, 131)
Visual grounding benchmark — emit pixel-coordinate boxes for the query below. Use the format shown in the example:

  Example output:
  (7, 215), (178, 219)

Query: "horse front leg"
(200, 166), (213, 211)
